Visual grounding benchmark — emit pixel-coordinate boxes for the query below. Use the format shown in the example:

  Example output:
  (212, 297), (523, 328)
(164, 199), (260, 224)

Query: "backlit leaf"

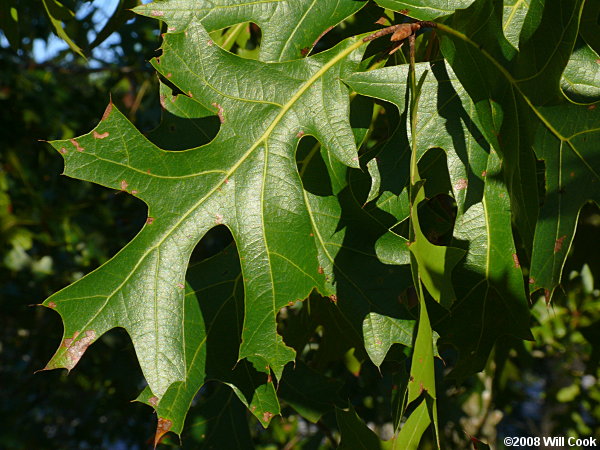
(134, 0), (366, 62)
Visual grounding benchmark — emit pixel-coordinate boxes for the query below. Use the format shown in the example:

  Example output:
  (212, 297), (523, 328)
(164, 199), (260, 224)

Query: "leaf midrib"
(56, 34), (366, 393)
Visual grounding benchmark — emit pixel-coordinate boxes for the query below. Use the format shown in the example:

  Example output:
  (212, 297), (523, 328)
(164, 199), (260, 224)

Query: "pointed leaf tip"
(101, 102), (113, 121)
(154, 417), (173, 448)
(44, 330), (96, 372)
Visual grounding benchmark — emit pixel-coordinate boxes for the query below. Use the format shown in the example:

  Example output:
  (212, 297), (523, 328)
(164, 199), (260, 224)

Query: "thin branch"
(363, 21), (438, 43)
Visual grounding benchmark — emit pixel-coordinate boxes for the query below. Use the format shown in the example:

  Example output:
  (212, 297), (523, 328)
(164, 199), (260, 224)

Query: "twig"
(363, 21), (437, 43)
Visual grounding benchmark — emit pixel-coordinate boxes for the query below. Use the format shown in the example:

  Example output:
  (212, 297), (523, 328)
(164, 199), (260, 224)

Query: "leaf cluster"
(17, 0), (600, 447)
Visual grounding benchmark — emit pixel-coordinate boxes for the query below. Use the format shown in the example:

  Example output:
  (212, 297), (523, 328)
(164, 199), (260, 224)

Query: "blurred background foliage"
(0, 1), (598, 449)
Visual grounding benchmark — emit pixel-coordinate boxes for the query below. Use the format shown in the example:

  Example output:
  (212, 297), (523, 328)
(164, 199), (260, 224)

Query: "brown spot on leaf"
(211, 102), (225, 123)
(589, 104), (597, 110)
(318, 266), (324, 274)
(512, 253), (520, 268)
(120, 180), (128, 191)
(167, 26), (176, 32)
(207, 39), (213, 46)
(187, 91), (193, 98)
(47, 301), (57, 309)
(131, 190), (138, 195)
(375, 17), (389, 26)
(288, 301), (294, 306)
(454, 178), (468, 191)
(329, 295), (338, 304)
(101, 102), (113, 121)
(300, 47), (310, 56)
(262, 411), (274, 423)
(267, 373), (272, 383)
(215, 213), (224, 224)
(93, 131), (109, 139)
(148, 396), (159, 407)
(251, 405), (256, 412)
(59, 147), (68, 154)
(146, 169), (151, 174)
(166, 72), (172, 78)
(296, 130), (305, 138)
(481, 170), (487, 177)
(159, 94), (167, 109)
(64, 330), (96, 370)
(146, 217), (155, 225)
(150, 10), (164, 17)
(154, 417), (172, 448)
(70, 138), (84, 152)
(529, 277), (535, 284)
(554, 235), (567, 253)
(176, 283), (185, 289)
(63, 331), (78, 348)
(309, 233), (314, 237)
(544, 289), (551, 305)
(400, 9), (410, 14)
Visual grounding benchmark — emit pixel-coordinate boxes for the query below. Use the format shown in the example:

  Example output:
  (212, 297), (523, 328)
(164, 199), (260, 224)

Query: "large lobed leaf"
(43, 16), (370, 425)
(346, 60), (531, 377)
(426, 0), (598, 302)
(39, 0), (599, 443)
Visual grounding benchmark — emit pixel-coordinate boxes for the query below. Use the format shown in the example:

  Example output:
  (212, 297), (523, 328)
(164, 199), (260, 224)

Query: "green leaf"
(502, 0), (532, 49)
(147, 81), (219, 151)
(437, 0), (599, 301)
(135, 245), (279, 435)
(373, 0), (475, 20)
(560, 42), (600, 103)
(43, 19), (368, 407)
(393, 400), (431, 450)
(346, 60), (532, 377)
(297, 111), (415, 365)
(580, 0), (600, 54)
(303, 186), (414, 365)
(347, 63), (467, 308)
(134, 0), (366, 62)
(41, 0), (85, 58)
(336, 405), (384, 450)
(529, 103), (600, 298)
(445, 150), (533, 378)
(362, 312), (414, 368)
